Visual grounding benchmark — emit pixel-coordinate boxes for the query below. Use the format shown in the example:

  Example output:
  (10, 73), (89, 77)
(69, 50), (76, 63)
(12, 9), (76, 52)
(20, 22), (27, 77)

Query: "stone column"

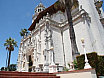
(49, 47), (57, 73)
(43, 21), (49, 72)
(33, 48), (36, 66)
(33, 38), (40, 72)
(35, 51), (41, 72)
(48, 27), (57, 73)
(48, 30), (51, 65)
(32, 47), (36, 72)
(24, 53), (28, 72)
(18, 52), (22, 72)
(21, 52), (24, 72)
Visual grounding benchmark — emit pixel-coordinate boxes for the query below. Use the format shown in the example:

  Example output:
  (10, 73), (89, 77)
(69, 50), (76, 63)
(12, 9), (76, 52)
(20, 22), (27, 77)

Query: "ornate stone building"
(17, 0), (104, 72)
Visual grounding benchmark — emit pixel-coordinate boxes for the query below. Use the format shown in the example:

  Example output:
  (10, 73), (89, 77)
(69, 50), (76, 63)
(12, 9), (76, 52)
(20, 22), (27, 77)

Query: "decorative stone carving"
(95, 1), (103, 18)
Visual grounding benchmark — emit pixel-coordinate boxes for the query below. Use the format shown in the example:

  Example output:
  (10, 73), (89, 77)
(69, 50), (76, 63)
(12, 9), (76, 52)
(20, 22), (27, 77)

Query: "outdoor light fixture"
(81, 38), (91, 69)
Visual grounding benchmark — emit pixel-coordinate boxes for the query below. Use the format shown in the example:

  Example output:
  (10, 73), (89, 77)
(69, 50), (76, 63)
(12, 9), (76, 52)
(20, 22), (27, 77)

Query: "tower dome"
(32, 3), (45, 22)
(35, 3), (45, 13)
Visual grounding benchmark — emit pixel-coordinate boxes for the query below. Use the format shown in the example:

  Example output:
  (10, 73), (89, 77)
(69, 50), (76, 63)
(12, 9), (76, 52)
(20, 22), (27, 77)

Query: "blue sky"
(0, 0), (104, 69)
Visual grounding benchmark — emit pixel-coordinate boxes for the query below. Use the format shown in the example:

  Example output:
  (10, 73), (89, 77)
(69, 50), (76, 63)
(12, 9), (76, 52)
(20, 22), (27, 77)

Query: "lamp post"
(81, 38), (91, 69)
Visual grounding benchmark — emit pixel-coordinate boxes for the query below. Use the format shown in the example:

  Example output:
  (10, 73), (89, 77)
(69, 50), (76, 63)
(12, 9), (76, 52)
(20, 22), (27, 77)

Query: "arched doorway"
(28, 55), (33, 72)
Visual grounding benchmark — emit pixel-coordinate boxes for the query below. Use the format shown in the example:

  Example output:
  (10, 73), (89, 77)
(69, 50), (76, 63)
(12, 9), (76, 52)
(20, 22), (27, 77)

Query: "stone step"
(0, 73), (56, 76)
(0, 75), (60, 78)
(0, 71), (54, 75)
(0, 71), (60, 78)
(0, 71), (55, 75)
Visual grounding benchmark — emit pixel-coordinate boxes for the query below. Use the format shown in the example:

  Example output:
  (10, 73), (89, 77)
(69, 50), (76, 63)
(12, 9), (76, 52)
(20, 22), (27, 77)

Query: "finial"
(46, 13), (49, 16)
(46, 13), (50, 19)
(81, 38), (84, 43)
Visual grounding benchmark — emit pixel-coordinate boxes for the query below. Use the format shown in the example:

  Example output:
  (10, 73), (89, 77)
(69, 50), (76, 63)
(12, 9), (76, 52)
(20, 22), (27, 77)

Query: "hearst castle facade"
(17, 0), (104, 72)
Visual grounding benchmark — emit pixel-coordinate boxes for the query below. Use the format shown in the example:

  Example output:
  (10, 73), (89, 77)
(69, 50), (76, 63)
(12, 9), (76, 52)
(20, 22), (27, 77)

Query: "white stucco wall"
(63, 28), (73, 67)
(51, 11), (67, 23)
(74, 19), (94, 54)
(52, 26), (64, 66)
(40, 28), (45, 64)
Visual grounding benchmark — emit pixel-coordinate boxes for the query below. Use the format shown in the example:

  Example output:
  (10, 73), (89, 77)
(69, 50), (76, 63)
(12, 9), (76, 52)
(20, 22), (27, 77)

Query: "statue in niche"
(45, 22), (50, 37)
(34, 37), (37, 48)
(23, 62), (25, 68)
(33, 37), (37, 61)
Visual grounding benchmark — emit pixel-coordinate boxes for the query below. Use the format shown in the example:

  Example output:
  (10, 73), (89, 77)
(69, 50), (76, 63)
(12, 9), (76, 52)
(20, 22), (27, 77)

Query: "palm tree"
(4, 37), (17, 70)
(20, 29), (28, 38)
(59, 0), (79, 59)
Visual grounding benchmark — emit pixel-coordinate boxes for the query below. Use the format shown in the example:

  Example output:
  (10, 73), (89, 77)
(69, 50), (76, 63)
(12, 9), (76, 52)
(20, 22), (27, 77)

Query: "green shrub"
(9, 64), (17, 71)
(87, 52), (98, 69)
(73, 60), (78, 70)
(76, 54), (85, 69)
(97, 56), (104, 76)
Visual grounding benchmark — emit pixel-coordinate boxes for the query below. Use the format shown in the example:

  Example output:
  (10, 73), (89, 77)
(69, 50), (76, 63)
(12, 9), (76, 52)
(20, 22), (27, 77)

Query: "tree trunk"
(7, 50), (11, 70)
(65, 0), (79, 59)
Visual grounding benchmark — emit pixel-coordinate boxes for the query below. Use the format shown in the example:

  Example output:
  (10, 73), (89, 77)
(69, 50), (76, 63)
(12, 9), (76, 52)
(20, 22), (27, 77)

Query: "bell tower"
(32, 2), (45, 22)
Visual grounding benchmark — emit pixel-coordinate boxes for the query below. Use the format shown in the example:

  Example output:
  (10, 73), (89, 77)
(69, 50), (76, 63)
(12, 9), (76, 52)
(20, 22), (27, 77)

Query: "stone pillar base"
(69, 62), (75, 71)
(57, 66), (63, 72)
(21, 69), (28, 72)
(35, 66), (40, 72)
(43, 63), (49, 72)
(84, 62), (92, 69)
(32, 66), (35, 72)
(49, 64), (57, 73)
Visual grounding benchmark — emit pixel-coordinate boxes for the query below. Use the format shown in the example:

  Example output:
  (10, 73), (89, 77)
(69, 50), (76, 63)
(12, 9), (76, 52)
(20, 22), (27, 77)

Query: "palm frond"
(20, 28), (28, 37)
(4, 37), (18, 52)
(4, 43), (8, 46)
